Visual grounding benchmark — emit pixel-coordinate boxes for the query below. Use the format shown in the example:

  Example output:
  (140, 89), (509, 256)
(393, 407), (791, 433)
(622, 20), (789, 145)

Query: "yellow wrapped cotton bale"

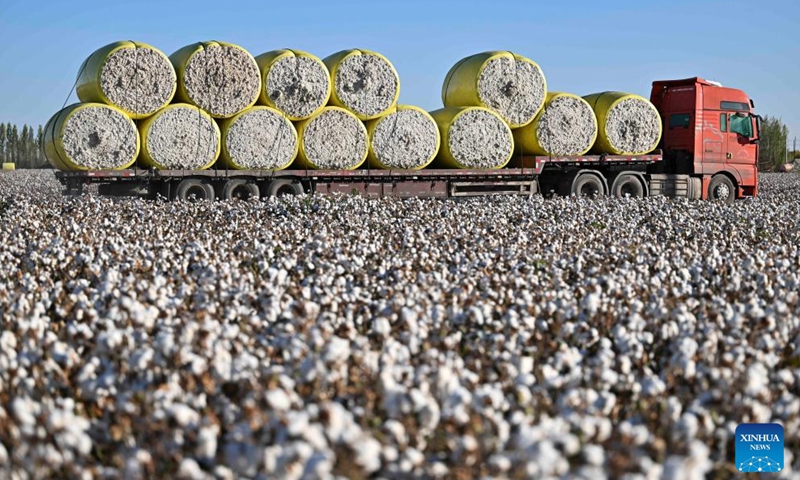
(364, 105), (440, 170)
(429, 106), (513, 169)
(138, 104), (220, 170)
(219, 106), (298, 170)
(44, 103), (139, 171)
(513, 92), (598, 156)
(442, 51), (546, 128)
(295, 106), (368, 170)
(76, 41), (176, 119)
(170, 41), (261, 119)
(323, 49), (400, 120)
(255, 49), (331, 121)
(583, 92), (662, 155)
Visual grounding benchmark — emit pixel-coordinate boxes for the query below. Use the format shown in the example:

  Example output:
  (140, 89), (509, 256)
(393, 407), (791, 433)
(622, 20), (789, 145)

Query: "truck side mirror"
(750, 114), (762, 144)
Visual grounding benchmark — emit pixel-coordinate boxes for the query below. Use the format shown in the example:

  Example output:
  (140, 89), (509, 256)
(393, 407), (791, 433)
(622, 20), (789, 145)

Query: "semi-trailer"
(55, 77), (760, 204)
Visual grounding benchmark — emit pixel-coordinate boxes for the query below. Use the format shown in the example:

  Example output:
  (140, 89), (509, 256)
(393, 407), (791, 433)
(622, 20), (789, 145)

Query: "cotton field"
(0, 170), (798, 479)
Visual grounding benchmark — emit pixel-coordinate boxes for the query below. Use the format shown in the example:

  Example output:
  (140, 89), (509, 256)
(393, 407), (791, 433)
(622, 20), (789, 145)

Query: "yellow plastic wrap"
(429, 106), (513, 170)
(364, 105), (440, 170)
(76, 41), (176, 119)
(441, 51), (546, 128)
(583, 91), (663, 155)
(323, 49), (400, 121)
(513, 92), (598, 156)
(218, 106), (298, 170)
(137, 104), (220, 170)
(43, 103), (140, 171)
(255, 49), (331, 121)
(295, 106), (368, 170)
(170, 41), (261, 118)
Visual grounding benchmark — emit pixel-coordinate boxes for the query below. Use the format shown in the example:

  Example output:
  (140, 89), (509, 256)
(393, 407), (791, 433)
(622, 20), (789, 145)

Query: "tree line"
(757, 116), (796, 172)
(0, 123), (49, 169)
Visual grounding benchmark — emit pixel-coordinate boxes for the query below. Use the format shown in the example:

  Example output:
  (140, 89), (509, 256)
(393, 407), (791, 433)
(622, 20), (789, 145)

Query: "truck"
(55, 77), (760, 204)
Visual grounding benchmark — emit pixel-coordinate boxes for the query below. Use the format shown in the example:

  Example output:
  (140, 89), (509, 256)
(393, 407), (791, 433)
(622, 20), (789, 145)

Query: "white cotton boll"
(265, 389), (291, 412)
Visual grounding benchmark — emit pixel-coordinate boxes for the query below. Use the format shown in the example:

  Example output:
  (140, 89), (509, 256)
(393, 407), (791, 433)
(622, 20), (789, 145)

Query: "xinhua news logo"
(735, 423), (784, 473)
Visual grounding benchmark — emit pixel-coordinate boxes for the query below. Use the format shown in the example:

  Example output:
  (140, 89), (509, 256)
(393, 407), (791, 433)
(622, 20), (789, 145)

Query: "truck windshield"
(730, 114), (753, 137)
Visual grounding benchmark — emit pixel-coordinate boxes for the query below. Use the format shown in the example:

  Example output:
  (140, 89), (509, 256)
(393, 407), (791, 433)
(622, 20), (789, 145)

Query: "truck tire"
(571, 173), (605, 197)
(221, 179), (259, 201)
(689, 177), (702, 200)
(708, 175), (735, 204)
(264, 179), (304, 197)
(611, 173), (645, 198)
(173, 179), (215, 202)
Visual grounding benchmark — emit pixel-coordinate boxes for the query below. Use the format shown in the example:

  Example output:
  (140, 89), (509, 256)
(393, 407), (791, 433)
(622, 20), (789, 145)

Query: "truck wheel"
(611, 173), (644, 198)
(689, 177), (702, 200)
(571, 173), (605, 197)
(708, 175), (735, 204)
(264, 179), (304, 197)
(173, 179), (215, 202)
(221, 179), (259, 200)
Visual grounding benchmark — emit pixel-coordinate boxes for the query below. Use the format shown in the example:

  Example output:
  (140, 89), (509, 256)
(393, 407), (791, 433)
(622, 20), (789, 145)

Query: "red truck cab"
(650, 77), (760, 200)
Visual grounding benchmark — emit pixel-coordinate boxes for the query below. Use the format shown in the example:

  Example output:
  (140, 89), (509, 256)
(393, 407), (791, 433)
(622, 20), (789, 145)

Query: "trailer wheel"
(689, 177), (702, 200)
(611, 173), (645, 198)
(708, 175), (735, 204)
(571, 173), (605, 197)
(173, 179), (215, 202)
(264, 179), (304, 197)
(221, 179), (259, 201)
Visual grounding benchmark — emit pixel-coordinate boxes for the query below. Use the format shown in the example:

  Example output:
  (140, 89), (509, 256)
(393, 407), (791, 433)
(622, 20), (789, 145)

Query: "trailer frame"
(55, 151), (669, 200)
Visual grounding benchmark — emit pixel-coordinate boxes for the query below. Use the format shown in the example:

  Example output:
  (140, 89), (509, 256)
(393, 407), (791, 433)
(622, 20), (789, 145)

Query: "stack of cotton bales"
(434, 51), (547, 169)
(43, 41), (664, 173)
(45, 41), (175, 171)
(291, 49), (440, 171)
(43, 40), (295, 172)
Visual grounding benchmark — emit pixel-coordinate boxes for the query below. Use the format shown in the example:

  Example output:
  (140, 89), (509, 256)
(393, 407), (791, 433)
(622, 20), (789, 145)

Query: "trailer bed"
(55, 152), (663, 199)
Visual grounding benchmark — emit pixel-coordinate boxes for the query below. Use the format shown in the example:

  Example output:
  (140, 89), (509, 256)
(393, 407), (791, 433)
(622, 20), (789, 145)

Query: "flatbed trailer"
(54, 77), (761, 204)
(55, 150), (710, 201)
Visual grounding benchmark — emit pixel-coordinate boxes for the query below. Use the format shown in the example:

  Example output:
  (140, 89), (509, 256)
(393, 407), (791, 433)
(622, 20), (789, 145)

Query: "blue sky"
(1, 0), (798, 144)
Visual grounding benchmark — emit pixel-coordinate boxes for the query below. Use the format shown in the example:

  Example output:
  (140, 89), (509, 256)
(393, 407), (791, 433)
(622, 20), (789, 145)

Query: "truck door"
(728, 111), (755, 166)
(702, 112), (726, 169)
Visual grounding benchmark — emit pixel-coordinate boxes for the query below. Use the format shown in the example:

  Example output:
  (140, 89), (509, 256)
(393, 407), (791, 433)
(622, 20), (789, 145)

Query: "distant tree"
(37, 125), (44, 167)
(758, 116), (790, 172)
(20, 125), (30, 169)
(0, 123), (6, 164)
(4, 123), (10, 166)
(8, 124), (18, 166)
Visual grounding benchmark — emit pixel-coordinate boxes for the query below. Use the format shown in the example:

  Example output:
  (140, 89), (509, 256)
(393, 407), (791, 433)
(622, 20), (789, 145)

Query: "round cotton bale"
(43, 103), (139, 171)
(513, 92), (598, 156)
(219, 106), (298, 170)
(76, 41), (176, 119)
(323, 49), (400, 120)
(442, 51), (546, 128)
(583, 92), (662, 155)
(365, 105), (440, 170)
(170, 41), (261, 119)
(256, 49), (331, 121)
(138, 104), (220, 170)
(429, 107), (513, 169)
(295, 106), (368, 170)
